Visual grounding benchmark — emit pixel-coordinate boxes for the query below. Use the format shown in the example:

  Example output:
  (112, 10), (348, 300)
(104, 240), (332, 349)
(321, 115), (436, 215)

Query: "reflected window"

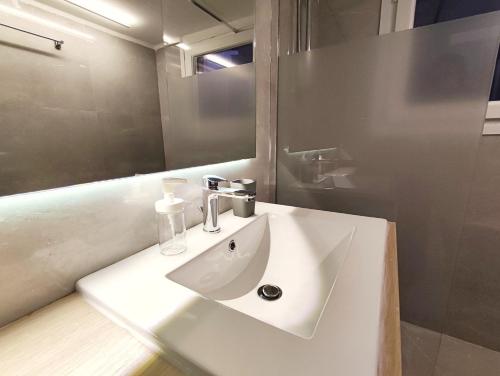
(414, 0), (500, 100)
(195, 43), (253, 74)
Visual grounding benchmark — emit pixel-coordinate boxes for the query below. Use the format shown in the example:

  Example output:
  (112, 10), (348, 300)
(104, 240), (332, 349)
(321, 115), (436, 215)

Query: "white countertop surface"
(77, 202), (388, 376)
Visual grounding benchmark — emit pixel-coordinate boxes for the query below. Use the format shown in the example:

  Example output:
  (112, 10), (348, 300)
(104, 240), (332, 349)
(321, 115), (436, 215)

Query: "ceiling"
(162, 0), (255, 44)
(197, 0), (255, 22)
(22, 0), (254, 48)
(34, 0), (165, 46)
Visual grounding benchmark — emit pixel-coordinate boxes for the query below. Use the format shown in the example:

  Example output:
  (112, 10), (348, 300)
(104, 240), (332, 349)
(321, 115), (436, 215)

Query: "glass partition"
(164, 63), (255, 169)
(276, 12), (500, 328)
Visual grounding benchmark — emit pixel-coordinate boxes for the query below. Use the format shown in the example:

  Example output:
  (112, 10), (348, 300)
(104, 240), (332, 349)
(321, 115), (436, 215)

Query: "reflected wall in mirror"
(0, 0), (256, 196)
(157, 0), (256, 170)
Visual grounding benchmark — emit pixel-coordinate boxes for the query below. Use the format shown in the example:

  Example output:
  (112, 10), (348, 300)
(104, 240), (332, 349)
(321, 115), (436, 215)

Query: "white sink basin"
(167, 209), (355, 339)
(77, 202), (389, 375)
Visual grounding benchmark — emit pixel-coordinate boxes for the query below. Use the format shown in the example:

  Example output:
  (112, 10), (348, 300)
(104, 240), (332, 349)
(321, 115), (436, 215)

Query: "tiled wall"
(0, 2), (165, 196)
(402, 321), (500, 376)
(0, 0), (278, 328)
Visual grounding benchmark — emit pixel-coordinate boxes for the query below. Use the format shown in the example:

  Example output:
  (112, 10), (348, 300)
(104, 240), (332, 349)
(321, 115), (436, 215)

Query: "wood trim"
(378, 222), (402, 376)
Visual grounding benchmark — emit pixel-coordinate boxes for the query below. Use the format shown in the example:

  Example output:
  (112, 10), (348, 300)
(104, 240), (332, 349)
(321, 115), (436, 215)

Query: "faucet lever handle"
(202, 175), (227, 190)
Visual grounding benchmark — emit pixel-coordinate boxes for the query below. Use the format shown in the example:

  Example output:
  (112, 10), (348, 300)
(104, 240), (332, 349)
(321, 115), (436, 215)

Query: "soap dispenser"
(155, 178), (188, 256)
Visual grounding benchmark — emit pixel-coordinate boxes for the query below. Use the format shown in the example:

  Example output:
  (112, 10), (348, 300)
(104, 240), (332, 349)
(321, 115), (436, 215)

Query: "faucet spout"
(201, 176), (256, 233)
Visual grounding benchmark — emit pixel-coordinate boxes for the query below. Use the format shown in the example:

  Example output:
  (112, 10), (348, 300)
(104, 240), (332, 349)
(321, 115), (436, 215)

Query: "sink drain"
(257, 284), (282, 301)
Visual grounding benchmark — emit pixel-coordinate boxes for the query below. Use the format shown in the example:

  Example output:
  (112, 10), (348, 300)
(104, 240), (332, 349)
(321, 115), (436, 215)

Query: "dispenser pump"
(156, 178), (187, 214)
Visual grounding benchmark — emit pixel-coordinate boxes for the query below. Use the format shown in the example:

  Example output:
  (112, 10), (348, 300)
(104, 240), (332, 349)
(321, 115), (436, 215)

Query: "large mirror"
(0, 0), (256, 196)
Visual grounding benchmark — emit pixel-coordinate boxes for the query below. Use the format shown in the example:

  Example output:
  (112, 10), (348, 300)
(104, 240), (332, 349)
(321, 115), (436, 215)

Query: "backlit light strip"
(204, 53), (235, 68)
(64, 0), (138, 28)
(0, 3), (94, 41)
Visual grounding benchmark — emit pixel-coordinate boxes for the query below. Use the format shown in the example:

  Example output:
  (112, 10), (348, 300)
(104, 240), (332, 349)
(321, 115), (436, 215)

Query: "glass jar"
(158, 211), (186, 256)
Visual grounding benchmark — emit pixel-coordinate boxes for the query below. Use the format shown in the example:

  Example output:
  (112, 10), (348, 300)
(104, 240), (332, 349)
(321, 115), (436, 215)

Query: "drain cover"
(258, 284), (282, 301)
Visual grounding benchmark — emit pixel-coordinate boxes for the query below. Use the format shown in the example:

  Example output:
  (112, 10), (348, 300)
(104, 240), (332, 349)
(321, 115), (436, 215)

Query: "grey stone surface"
(433, 335), (500, 376)
(401, 321), (441, 376)
(402, 322), (500, 376)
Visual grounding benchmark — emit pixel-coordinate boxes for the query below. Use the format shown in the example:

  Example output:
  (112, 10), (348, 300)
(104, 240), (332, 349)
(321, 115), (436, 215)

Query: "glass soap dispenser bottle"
(155, 178), (188, 256)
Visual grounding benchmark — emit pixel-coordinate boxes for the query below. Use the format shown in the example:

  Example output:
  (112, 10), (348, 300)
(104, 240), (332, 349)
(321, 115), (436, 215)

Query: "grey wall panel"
(445, 136), (500, 351)
(0, 2), (165, 196)
(276, 13), (500, 331)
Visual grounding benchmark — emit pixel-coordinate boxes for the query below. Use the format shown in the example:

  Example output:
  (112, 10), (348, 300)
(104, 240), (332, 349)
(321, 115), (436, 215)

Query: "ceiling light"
(163, 33), (176, 44)
(0, 3), (94, 41)
(64, 0), (138, 28)
(204, 54), (235, 68)
(177, 43), (190, 51)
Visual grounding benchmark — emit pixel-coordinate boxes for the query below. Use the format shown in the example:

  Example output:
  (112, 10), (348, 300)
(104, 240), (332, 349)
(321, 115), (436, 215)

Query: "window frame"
(181, 29), (254, 77)
(194, 41), (254, 75)
(379, 0), (499, 134)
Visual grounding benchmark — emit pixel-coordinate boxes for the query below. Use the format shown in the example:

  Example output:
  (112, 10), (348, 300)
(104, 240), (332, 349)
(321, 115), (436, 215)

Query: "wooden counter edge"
(377, 222), (402, 376)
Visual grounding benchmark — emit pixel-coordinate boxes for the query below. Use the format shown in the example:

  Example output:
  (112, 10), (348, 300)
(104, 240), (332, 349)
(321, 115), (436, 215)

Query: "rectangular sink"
(167, 209), (355, 339)
(77, 202), (389, 375)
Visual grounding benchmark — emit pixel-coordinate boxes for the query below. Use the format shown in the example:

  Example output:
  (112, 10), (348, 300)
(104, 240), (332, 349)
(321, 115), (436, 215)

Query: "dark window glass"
(414, 0), (500, 100)
(195, 43), (253, 74)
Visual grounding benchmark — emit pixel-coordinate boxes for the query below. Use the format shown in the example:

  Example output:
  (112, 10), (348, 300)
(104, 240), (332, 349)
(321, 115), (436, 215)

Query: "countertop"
(0, 293), (183, 376)
(76, 202), (392, 376)
(0, 202), (400, 376)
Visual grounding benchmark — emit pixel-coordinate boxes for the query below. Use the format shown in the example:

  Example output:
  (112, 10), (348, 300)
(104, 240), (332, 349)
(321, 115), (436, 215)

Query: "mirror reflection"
(158, 0), (256, 169)
(0, 0), (256, 196)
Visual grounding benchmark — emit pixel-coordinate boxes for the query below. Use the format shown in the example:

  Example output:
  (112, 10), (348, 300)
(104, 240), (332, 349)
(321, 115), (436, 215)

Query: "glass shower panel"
(165, 63), (255, 169)
(276, 13), (500, 329)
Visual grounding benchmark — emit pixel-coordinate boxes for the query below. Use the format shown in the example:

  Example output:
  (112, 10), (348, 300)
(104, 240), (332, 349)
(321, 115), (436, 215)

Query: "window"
(379, 0), (500, 131)
(195, 43), (253, 74)
(413, 0), (500, 101)
(178, 28), (254, 77)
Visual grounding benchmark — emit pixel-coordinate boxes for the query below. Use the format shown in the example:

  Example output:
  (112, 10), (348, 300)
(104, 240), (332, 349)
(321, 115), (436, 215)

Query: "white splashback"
(0, 158), (271, 327)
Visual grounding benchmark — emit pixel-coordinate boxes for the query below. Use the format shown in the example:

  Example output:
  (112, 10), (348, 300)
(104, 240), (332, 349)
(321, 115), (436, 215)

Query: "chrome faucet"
(202, 175), (256, 233)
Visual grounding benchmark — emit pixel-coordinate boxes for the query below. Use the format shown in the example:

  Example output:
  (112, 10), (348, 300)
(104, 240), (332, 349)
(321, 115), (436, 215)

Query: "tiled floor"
(401, 321), (500, 376)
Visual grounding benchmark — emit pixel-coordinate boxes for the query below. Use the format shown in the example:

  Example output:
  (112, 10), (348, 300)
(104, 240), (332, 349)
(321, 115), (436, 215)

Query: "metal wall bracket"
(0, 22), (64, 50)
